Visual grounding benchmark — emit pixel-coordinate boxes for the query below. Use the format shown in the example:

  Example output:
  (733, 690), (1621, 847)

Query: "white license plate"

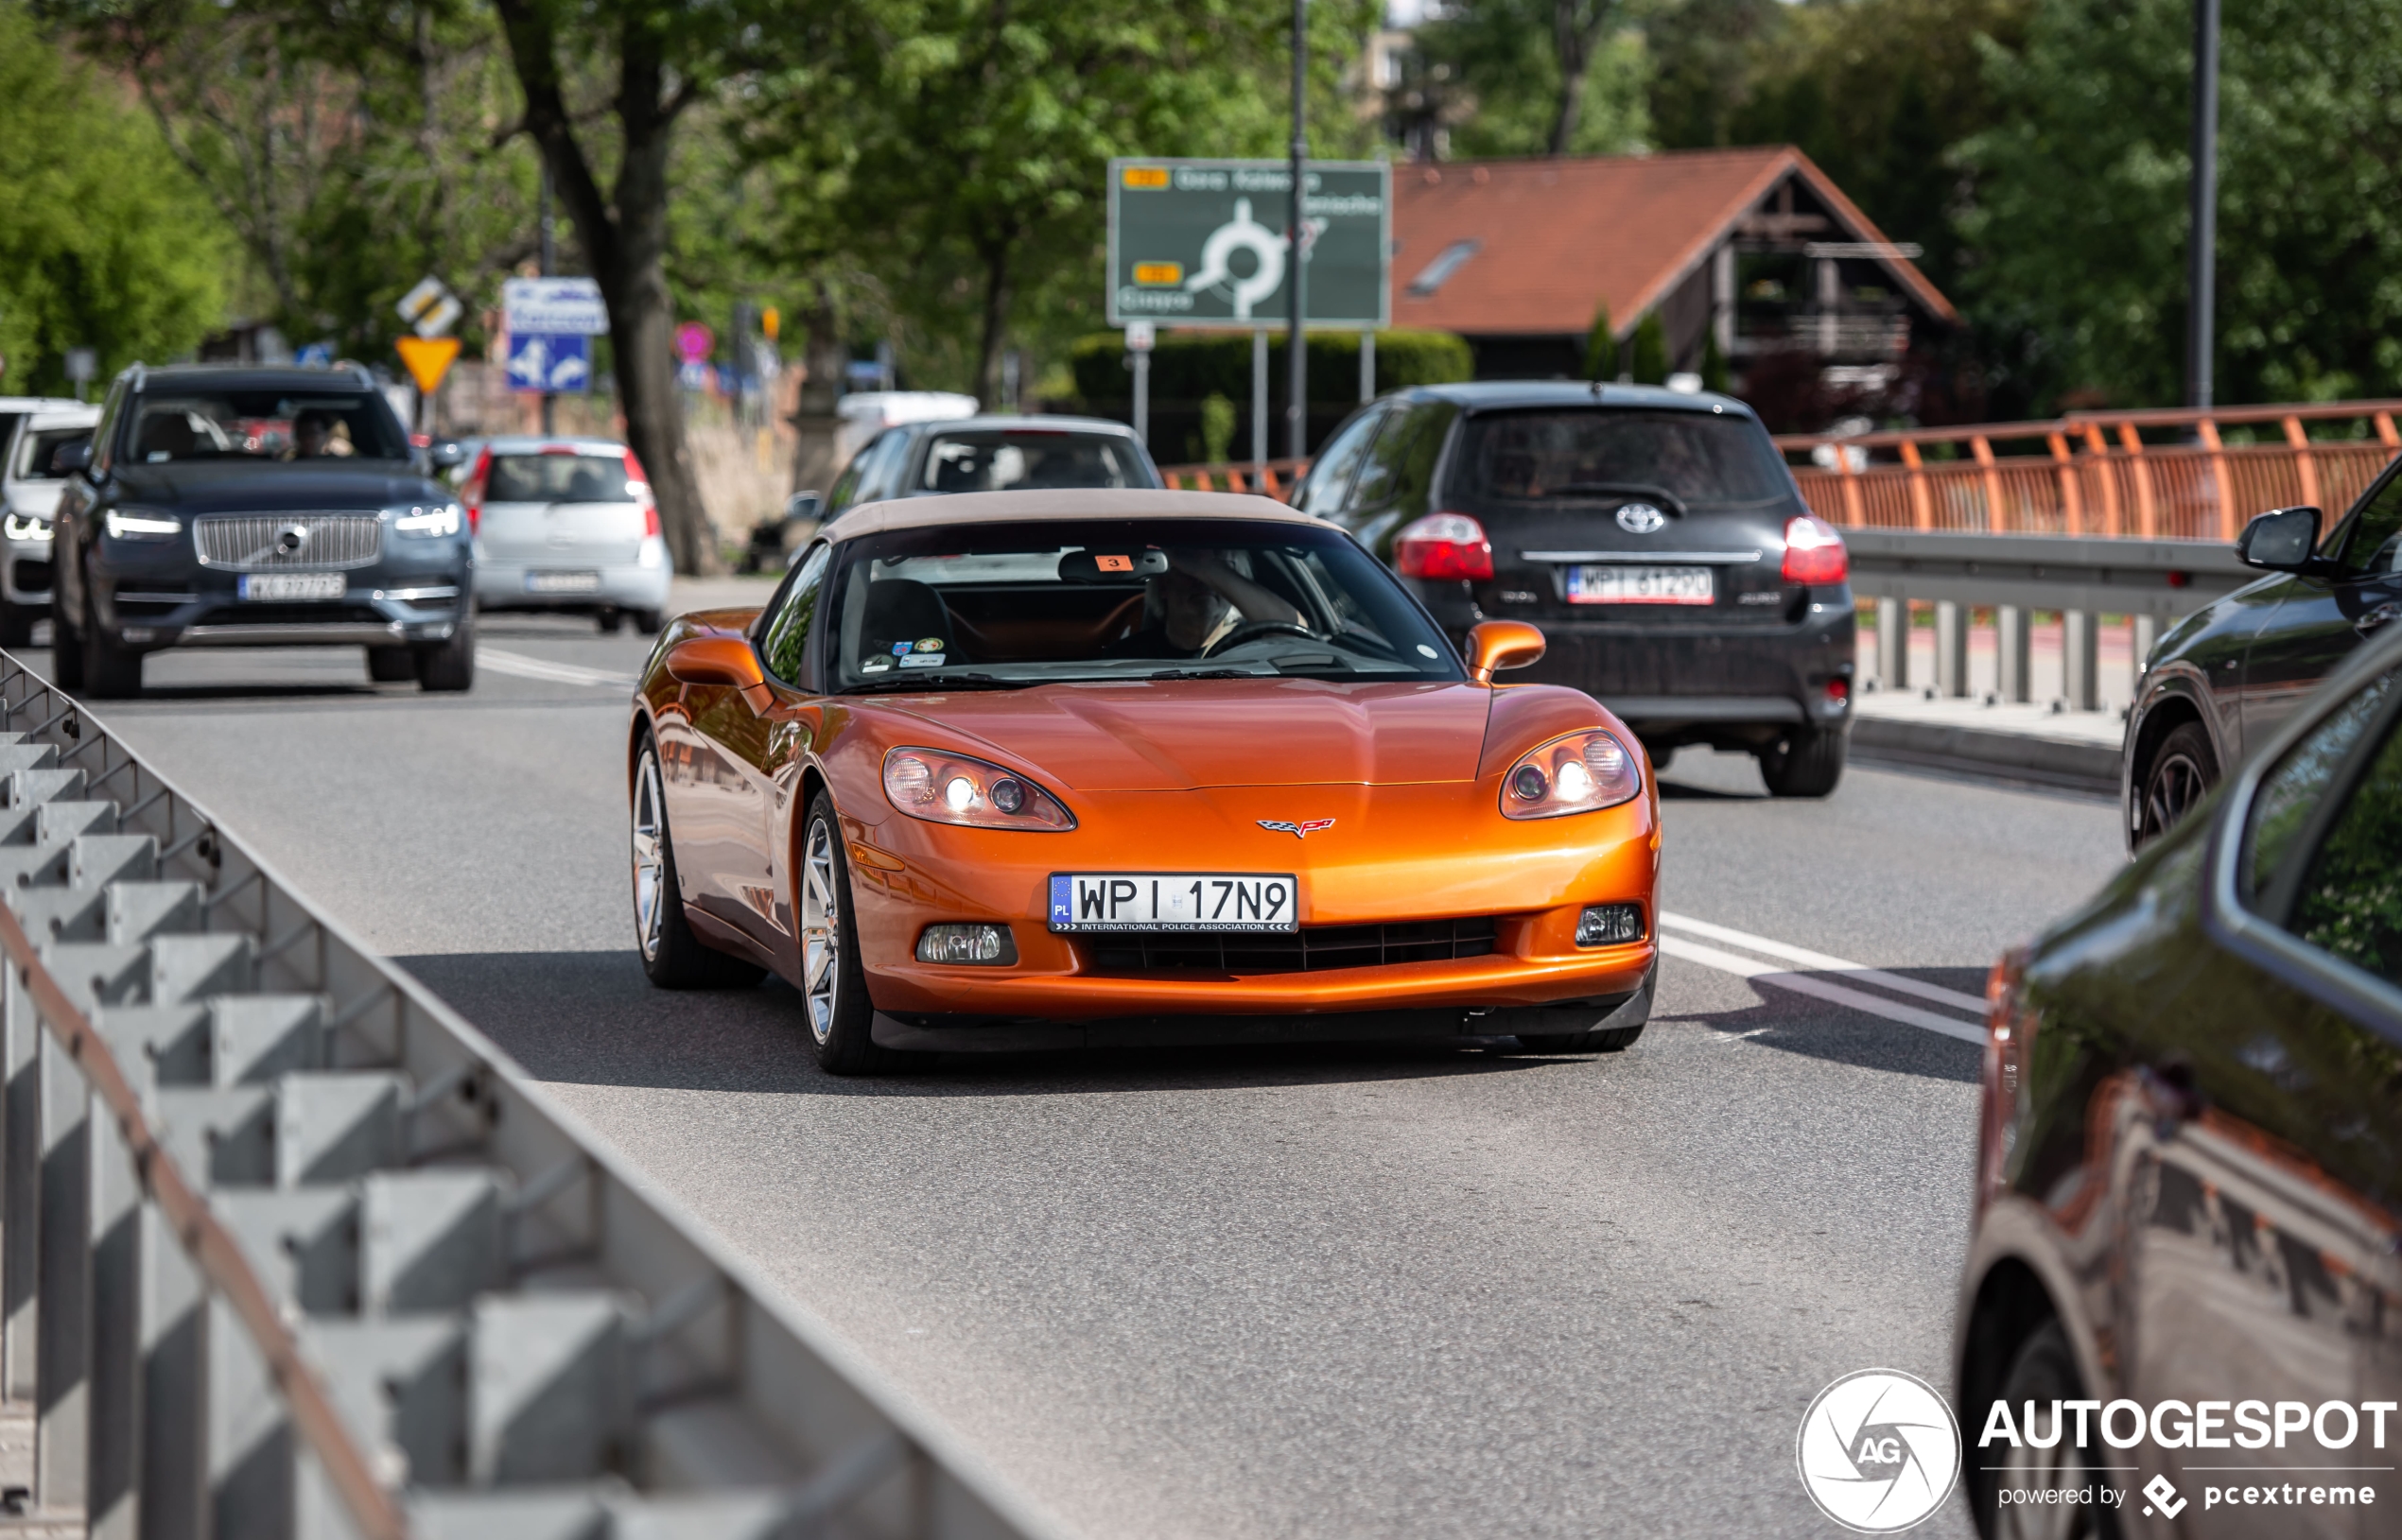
(238, 572), (345, 602)
(525, 570), (600, 594)
(1049, 873), (1297, 932)
(1564, 564), (1714, 606)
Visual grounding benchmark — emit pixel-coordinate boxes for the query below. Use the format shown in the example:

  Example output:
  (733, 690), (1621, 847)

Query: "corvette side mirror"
(1465, 620), (1545, 684)
(665, 636), (767, 691)
(2237, 505), (2321, 571)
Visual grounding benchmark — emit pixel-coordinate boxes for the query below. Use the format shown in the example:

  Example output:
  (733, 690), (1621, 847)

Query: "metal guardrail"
(0, 652), (1061, 1538)
(1842, 530), (2254, 709)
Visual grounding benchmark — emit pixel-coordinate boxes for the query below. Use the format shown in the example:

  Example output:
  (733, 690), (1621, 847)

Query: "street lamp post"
(2187, 0), (2219, 410)
(1287, 0), (1308, 463)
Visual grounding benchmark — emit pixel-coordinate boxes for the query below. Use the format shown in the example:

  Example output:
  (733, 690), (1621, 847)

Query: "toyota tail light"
(1781, 514), (1848, 585)
(1394, 512), (1493, 581)
(624, 449), (661, 539)
(461, 446), (492, 534)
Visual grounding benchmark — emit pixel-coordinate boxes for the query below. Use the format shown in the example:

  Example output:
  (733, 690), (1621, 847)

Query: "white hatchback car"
(465, 436), (671, 632)
(0, 402), (100, 646)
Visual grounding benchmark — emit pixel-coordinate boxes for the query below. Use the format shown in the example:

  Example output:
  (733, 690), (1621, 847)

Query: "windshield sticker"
(863, 655), (894, 673)
(890, 641), (912, 656)
(898, 652), (946, 669)
(914, 637), (945, 652)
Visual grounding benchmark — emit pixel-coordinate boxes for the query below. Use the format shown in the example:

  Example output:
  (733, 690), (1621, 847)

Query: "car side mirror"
(51, 441), (93, 476)
(1465, 620), (1545, 684)
(785, 491), (821, 524)
(665, 636), (767, 693)
(428, 439), (467, 470)
(2237, 505), (2321, 571)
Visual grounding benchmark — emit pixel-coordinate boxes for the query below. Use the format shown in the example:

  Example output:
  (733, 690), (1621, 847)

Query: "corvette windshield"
(828, 517), (1462, 689)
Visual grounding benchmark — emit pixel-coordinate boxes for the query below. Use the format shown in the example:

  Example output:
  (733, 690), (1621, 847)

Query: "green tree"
(1627, 310), (1667, 384)
(1582, 303), (1615, 381)
(0, 5), (229, 391)
(1413, 0), (1648, 160)
(1956, 0), (2402, 407)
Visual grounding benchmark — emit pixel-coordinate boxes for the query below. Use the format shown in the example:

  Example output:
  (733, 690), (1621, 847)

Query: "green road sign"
(1107, 159), (1391, 330)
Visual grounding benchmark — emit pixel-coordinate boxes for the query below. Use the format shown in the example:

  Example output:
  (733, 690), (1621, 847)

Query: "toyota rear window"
(1457, 409), (1790, 505)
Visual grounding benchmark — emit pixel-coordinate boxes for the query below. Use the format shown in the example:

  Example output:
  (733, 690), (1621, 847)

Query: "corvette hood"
(884, 678), (1493, 790)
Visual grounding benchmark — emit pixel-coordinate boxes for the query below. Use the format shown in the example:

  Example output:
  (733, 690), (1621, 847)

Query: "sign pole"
(1125, 322), (1155, 449)
(1252, 330), (1269, 473)
(1287, 0), (1309, 461)
(539, 166), (558, 435)
(2186, 0), (2219, 411)
(1360, 329), (1375, 404)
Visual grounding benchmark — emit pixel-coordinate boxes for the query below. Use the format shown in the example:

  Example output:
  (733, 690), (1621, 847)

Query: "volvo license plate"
(237, 572), (345, 602)
(1564, 565), (1714, 605)
(525, 570), (601, 595)
(1048, 873), (1297, 932)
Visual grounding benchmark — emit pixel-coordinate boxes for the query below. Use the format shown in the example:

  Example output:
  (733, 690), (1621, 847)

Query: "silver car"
(466, 435), (671, 632)
(0, 402), (101, 646)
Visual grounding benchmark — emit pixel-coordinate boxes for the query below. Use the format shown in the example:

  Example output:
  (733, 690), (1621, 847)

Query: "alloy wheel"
(2140, 748), (2209, 843)
(632, 749), (669, 960)
(801, 816), (842, 1045)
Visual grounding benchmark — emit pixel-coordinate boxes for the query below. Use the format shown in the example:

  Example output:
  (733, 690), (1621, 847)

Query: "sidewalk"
(1849, 683), (2124, 794)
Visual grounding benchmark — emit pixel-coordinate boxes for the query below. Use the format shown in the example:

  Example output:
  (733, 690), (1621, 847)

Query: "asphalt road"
(26, 591), (2127, 1539)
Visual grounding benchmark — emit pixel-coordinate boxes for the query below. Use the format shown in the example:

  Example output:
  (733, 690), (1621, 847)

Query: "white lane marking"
(1657, 936), (1988, 1046)
(1659, 911), (1990, 1015)
(477, 648), (638, 689)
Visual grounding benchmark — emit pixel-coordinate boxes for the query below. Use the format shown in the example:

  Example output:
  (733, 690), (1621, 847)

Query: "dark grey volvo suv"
(1293, 382), (1856, 796)
(48, 364), (474, 697)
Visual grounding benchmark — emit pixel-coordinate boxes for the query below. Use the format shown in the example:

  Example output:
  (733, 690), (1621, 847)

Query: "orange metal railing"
(1780, 399), (2402, 541)
(1157, 458), (1310, 497)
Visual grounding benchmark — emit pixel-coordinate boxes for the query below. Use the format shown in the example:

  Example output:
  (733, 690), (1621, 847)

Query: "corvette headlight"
(2, 513), (51, 544)
(882, 747), (1074, 830)
(392, 502), (463, 537)
(1501, 730), (1643, 819)
(104, 508), (182, 541)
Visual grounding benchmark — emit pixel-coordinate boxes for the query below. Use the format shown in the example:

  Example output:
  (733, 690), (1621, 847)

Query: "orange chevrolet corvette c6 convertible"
(628, 489), (1660, 1074)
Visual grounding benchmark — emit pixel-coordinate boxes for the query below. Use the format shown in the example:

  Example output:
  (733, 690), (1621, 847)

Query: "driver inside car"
(1109, 548), (1307, 658)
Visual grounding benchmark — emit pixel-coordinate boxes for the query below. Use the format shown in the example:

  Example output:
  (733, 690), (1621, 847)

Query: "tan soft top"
(820, 487), (1313, 542)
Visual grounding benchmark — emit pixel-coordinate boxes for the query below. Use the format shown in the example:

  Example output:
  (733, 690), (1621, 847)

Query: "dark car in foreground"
(2124, 449), (2402, 850)
(1290, 382), (1855, 796)
(820, 413), (1163, 520)
(1958, 629), (2402, 1537)
(48, 363), (474, 696)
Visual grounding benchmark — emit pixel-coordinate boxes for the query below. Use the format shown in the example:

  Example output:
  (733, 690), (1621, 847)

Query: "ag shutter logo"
(1797, 1369), (1963, 1532)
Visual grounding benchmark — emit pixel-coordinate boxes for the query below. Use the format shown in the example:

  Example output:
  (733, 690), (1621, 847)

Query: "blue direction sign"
(505, 332), (590, 394)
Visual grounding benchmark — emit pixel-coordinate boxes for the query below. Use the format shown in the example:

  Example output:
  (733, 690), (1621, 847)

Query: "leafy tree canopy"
(0, 3), (230, 393)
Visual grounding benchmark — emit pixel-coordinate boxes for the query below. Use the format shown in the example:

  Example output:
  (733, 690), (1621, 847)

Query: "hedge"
(1067, 328), (1472, 407)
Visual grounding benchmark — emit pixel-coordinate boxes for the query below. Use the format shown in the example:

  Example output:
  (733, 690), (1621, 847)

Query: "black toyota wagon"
(1292, 382), (1855, 796)
(48, 363), (474, 697)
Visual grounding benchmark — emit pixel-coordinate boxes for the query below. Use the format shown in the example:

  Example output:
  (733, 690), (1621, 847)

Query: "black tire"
(631, 733), (766, 990)
(1757, 724), (1846, 798)
(365, 648), (416, 683)
(2134, 719), (2217, 849)
(81, 609), (143, 699)
(1968, 1319), (2117, 1540)
(413, 614), (475, 693)
(798, 789), (909, 1074)
(0, 601), (34, 650)
(596, 608), (624, 634)
(631, 608), (664, 635)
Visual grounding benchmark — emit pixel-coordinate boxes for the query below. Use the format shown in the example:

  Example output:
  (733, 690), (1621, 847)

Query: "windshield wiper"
(1142, 668), (1260, 681)
(843, 671), (1029, 694)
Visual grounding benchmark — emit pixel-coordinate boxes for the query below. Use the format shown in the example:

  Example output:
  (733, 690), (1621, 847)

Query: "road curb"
(1851, 714), (2120, 796)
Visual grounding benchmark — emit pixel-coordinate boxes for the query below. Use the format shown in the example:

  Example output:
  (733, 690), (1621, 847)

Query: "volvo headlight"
(2, 513), (52, 544)
(392, 502), (463, 537)
(1501, 730), (1643, 819)
(104, 508), (182, 541)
